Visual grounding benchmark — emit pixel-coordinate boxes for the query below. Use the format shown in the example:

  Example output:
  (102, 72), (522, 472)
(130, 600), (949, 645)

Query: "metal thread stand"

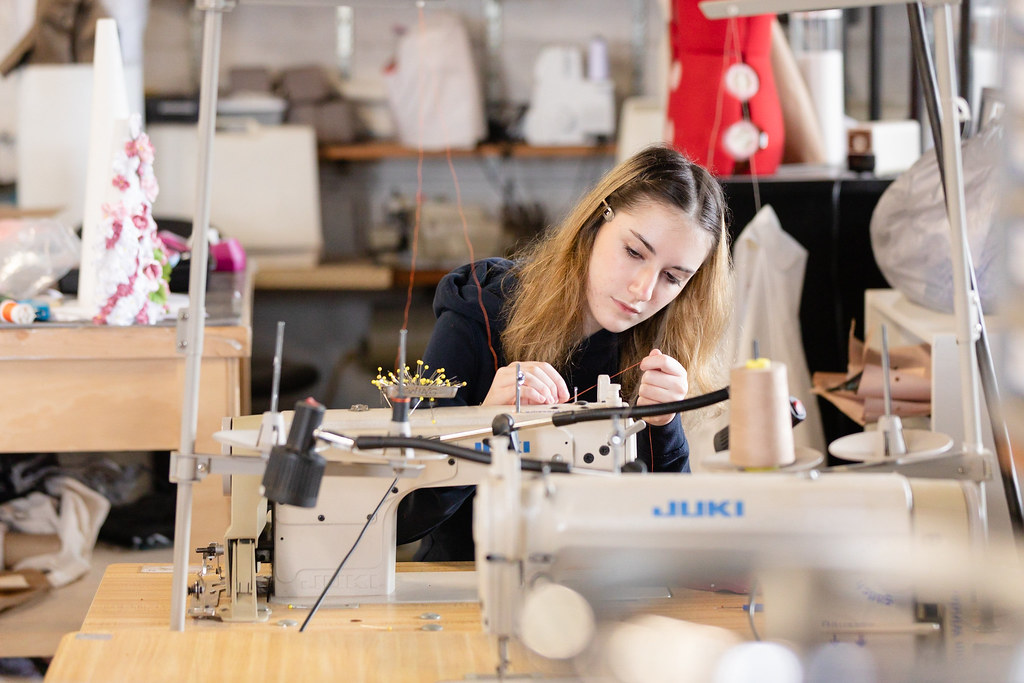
(169, 0), (230, 632)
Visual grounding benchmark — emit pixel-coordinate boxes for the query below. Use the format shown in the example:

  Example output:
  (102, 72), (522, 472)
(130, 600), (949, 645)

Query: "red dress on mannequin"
(667, 0), (784, 176)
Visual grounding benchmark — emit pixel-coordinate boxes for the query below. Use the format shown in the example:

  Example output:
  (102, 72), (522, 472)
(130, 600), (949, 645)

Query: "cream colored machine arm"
(474, 444), (990, 677)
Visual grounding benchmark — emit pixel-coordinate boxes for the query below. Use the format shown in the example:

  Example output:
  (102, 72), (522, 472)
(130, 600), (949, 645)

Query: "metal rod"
(881, 324), (893, 416)
(270, 321), (285, 414)
(908, 2), (945, 185)
(907, 1), (1024, 535)
(170, 2), (224, 633)
(933, 6), (983, 454)
(959, 0), (973, 122)
(869, 6), (883, 120)
(398, 329), (407, 396)
(515, 362), (522, 413)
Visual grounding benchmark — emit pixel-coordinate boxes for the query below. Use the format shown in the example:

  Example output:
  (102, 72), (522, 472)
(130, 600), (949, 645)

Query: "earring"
(602, 200), (615, 221)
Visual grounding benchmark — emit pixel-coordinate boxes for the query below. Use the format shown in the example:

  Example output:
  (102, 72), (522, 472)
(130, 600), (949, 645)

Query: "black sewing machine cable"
(299, 473), (401, 632)
(549, 386), (730, 426)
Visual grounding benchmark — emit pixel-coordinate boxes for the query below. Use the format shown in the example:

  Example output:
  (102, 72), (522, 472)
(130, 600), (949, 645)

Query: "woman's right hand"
(483, 362), (570, 406)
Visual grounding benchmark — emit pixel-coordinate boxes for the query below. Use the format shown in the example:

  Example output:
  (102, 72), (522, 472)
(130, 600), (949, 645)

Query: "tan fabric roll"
(729, 361), (795, 468)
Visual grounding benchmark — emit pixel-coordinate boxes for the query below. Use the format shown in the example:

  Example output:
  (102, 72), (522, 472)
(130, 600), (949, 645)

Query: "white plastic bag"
(0, 217), (81, 299)
(870, 120), (1001, 313)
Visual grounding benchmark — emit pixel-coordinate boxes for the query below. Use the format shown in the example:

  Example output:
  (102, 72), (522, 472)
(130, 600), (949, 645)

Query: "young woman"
(397, 144), (733, 560)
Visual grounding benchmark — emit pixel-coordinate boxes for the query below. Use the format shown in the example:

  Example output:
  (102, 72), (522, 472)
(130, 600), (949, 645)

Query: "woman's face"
(583, 201), (713, 337)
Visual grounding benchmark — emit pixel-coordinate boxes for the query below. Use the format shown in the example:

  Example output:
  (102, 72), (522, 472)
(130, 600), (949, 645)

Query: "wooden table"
(0, 272), (252, 455)
(44, 562), (756, 682)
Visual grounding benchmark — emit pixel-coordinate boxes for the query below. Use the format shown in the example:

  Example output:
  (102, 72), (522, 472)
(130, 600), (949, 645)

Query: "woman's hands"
(483, 362), (570, 407)
(481, 350), (687, 418)
(637, 349), (689, 426)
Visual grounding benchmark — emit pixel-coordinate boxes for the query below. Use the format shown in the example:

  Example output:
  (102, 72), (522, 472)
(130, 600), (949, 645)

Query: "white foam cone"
(79, 19), (130, 314)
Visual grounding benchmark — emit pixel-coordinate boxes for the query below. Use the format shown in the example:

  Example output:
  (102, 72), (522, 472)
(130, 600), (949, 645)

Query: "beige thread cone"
(729, 360), (795, 469)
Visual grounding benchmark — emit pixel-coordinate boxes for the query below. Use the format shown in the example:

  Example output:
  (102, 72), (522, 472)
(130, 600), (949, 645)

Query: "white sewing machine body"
(473, 438), (1015, 679)
(208, 375), (639, 608)
(270, 396), (639, 602)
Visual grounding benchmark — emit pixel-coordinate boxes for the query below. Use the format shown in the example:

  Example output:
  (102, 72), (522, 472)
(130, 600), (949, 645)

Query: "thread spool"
(789, 10), (846, 167)
(729, 359), (795, 468)
(0, 299), (35, 324)
(587, 36), (609, 82)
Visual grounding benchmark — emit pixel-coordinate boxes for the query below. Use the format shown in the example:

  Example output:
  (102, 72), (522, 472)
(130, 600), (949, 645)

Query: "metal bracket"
(829, 451), (991, 481)
(175, 308), (190, 355)
(170, 450), (211, 484)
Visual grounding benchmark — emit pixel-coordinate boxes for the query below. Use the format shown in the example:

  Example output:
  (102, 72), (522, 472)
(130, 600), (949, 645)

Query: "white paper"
(79, 19), (130, 314)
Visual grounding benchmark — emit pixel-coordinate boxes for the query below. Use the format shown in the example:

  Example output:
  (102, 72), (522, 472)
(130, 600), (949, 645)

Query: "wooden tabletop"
(46, 629), (565, 682)
(0, 270), (253, 453)
(46, 561), (756, 682)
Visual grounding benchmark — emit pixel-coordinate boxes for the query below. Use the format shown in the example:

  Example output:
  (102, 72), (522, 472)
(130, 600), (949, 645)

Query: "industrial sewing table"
(42, 562), (756, 682)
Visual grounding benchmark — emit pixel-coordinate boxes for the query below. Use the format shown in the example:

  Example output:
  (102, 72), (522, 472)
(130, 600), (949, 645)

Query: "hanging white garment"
(726, 205), (826, 455)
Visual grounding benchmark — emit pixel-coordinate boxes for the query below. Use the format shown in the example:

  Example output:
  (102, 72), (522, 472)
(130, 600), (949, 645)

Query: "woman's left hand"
(636, 349), (688, 426)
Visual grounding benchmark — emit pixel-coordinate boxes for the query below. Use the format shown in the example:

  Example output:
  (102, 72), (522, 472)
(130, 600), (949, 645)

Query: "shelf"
(254, 262), (460, 292)
(254, 261), (393, 290)
(318, 141), (616, 162)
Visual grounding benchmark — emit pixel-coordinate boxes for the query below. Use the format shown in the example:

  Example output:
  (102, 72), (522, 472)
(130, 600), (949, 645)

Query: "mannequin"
(667, 1), (826, 175)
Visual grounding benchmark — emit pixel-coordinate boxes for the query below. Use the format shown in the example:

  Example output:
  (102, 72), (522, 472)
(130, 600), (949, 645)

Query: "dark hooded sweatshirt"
(396, 258), (689, 560)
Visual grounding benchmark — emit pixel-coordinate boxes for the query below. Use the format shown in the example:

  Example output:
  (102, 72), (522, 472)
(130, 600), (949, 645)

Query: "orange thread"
(442, 133), (498, 373)
(399, 3), (499, 374)
(573, 359), (644, 400)
(649, 429), (655, 473)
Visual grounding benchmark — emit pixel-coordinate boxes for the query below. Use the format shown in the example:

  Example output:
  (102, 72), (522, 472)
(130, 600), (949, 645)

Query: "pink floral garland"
(92, 116), (171, 326)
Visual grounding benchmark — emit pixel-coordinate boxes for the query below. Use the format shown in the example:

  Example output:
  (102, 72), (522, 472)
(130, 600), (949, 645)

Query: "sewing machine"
(195, 376), (643, 617)
(475, 435), (980, 664)
(474, 434), (1024, 681)
(190, 371), (1024, 679)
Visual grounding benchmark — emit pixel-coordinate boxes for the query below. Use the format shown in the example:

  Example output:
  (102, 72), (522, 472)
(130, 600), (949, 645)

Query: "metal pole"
(932, 5), (984, 454)
(907, 2), (1024, 534)
(169, 0), (228, 632)
(869, 6), (883, 119)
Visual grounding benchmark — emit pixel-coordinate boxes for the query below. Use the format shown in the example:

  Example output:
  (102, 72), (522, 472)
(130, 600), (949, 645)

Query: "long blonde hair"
(501, 145), (732, 400)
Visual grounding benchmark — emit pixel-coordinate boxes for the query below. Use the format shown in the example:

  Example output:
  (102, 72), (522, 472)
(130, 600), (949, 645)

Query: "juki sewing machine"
(189, 367), (1022, 680)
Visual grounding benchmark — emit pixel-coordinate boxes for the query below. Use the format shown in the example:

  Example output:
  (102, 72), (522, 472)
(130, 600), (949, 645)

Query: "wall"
(144, 0), (662, 105)
(143, 0), (658, 264)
